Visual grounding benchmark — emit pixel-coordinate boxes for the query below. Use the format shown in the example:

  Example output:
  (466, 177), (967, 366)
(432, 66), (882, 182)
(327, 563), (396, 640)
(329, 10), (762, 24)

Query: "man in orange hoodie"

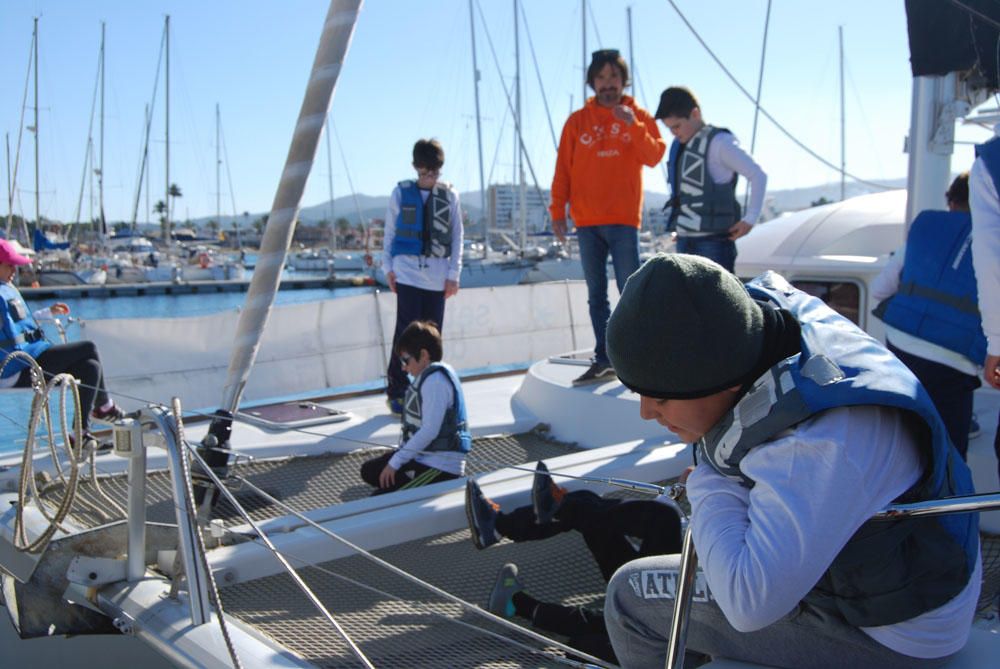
(550, 49), (666, 385)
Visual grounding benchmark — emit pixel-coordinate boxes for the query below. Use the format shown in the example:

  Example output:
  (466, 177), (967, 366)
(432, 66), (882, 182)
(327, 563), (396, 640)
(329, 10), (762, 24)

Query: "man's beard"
(598, 88), (621, 105)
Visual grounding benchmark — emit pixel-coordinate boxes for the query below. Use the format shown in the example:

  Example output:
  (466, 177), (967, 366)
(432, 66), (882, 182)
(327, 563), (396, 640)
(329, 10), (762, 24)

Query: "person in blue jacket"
(872, 173), (983, 458)
(0, 239), (124, 443)
(602, 254), (980, 669)
(360, 320), (470, 495)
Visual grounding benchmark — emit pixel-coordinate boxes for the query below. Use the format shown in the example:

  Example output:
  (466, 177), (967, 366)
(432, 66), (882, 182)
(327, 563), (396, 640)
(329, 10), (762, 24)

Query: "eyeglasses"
(399, 353), (413, 365)
(416, 167), (441, 176)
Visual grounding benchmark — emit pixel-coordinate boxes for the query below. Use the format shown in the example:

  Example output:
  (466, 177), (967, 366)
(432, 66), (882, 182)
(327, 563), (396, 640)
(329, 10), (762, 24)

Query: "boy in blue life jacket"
(381, 139), (463, 415)
(602, 254), (980, 669)
(360, 320), (470, 495)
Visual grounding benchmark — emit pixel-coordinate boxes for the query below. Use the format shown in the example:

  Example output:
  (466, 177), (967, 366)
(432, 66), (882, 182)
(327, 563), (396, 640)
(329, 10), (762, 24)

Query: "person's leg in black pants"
(386, 283), (447, 402)
(888, 343), (980, 458)
(359, 450), (456, 495)
(17, 341), (109, 431)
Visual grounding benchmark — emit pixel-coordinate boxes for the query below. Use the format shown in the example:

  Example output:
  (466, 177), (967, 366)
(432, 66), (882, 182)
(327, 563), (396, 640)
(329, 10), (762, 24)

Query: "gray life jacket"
(667, 125), (740, 235)
(402, 362), (472, 453)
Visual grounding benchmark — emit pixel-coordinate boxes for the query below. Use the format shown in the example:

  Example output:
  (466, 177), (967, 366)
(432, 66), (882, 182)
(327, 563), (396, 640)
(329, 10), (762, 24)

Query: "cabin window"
(792, 281), (861, 325)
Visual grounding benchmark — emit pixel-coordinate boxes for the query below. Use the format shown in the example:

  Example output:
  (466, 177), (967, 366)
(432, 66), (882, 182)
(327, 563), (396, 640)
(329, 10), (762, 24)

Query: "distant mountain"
(178, 178), (908, 230)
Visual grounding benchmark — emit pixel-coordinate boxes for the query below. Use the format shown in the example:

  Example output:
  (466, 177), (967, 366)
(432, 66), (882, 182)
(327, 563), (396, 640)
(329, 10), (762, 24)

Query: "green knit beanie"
(607, 253), (765, 399)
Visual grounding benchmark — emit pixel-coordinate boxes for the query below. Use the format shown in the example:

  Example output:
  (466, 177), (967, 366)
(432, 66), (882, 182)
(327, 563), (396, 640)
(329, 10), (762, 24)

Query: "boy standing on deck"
(381, 139), (463, 415)
(360, 320), (470, 495)
(655, 86), (767, 273)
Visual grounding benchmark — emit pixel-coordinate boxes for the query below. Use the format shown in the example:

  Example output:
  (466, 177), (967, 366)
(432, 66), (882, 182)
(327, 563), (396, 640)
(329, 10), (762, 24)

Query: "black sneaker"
(531, 461), (566, 525)
(91, 402), (126, 424)
(465, 479), (501, 549)
(487, 563), (524, 618)
(571, 360), (615, 386)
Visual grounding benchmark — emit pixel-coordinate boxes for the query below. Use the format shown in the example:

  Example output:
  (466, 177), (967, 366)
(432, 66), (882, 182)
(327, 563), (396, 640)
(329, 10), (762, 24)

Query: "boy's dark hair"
(654, 86), (700, 120)
(946, 172), (969, 210)
(586, 49), (630, 90)
(412, 139), (445, 170)
(397, 320), (443, 362)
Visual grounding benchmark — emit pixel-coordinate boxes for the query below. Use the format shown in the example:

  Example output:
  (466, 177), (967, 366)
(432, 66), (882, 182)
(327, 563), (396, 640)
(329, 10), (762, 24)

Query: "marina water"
(0, 273), (375, 454)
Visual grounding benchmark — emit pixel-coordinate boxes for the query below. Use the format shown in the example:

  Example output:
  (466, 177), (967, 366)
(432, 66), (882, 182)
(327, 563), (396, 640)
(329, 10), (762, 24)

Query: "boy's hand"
(386, 271), (397, 293)
(378, 464), (397, 489)
(552, 219), (568, 242)
(444, 280), (459, 298)
(49, 302), (70, 316)
(728, 220), (752, 240)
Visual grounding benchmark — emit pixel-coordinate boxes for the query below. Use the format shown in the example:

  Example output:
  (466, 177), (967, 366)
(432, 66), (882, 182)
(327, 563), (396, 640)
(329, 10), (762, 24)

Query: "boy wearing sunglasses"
(360, 320), (471, 495)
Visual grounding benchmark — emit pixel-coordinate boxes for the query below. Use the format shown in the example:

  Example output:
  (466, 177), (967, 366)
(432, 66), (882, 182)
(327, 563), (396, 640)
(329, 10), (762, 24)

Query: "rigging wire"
(518, 2), (560, 152)
(663, 0), (895, 190)
(130, 23), (167, 229)
(225, 472), (616, 669)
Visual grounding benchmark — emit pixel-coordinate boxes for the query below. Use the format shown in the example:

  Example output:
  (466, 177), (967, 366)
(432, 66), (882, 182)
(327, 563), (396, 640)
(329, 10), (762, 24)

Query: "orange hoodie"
(549, 95), (666, 228)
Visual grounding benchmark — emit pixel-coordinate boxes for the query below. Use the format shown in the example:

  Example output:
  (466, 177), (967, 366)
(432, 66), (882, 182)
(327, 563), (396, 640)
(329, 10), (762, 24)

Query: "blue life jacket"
(874, 210), (985, 365)
(390, 180), (454, 258)
(976, 136), (1000, 200)
(666, 125), (740, 234)
(0, 283), (51, 379)
(402, 362), (472, 454)
(699, 271), (978, 627)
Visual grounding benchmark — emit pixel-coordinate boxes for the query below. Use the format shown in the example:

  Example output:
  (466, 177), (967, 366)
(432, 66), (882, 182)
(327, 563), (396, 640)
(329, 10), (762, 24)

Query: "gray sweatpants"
(603, 554), (956, 669)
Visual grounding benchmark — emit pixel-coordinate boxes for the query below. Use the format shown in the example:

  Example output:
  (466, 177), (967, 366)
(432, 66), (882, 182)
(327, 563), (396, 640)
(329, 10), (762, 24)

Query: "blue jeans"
(577, 225), (640, 364)
(677, 234), (737, 273)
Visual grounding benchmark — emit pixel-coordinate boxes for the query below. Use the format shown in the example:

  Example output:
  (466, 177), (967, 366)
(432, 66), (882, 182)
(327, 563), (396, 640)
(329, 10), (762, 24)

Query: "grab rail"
(664, 490), (1000, 669)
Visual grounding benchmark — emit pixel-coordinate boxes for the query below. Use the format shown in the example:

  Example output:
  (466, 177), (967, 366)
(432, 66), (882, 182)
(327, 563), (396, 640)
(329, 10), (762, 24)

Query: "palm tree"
(154, 200), (168, 240)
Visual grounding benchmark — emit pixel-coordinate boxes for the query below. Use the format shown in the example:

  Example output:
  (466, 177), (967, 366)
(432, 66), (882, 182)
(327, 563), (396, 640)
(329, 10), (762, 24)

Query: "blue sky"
(0, 0), (989, 225)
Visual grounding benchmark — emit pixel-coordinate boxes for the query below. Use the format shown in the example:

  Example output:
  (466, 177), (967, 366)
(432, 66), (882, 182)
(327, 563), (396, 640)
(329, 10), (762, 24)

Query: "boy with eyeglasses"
(360, 320), (471, 495)
(381, 139), (464, 415)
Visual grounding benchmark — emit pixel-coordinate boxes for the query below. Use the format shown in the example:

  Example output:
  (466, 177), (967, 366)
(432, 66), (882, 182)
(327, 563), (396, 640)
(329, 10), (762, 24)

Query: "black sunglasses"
(399, 353), (413, 365)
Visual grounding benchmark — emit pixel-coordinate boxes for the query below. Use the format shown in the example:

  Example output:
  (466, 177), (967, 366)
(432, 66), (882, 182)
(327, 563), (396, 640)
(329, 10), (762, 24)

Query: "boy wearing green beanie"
(602, 254), (980, 668)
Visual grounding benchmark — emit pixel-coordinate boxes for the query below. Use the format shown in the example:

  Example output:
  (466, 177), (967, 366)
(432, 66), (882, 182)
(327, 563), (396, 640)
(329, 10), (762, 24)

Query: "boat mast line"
(184, 434), (376, 668)
(663, 0), (894, 191)
(227, 473), (616, 669)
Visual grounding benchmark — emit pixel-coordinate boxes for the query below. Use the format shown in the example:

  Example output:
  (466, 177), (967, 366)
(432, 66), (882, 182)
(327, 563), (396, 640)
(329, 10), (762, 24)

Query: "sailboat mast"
(324, 114), (335, 250)
(164, 14), (171, 242)
(468, 0), (486, 233)
(627, 6), (634, 87)
(514, 0), (527, 252)
(839, 25), (845, 201)
(581, 0), (587, 105)
(33, 17), (40, 235)
(99, 21), (105, 236)
(216, 103), (221, 227)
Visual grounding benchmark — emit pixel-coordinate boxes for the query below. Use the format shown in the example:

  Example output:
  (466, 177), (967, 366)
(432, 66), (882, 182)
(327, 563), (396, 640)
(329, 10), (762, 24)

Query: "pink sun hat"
(0, 239), (33, 266)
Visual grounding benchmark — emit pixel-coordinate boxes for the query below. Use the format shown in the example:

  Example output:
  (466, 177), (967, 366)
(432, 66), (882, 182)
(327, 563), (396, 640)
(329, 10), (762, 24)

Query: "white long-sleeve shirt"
(388, 371), (465, 476)
(870, 245), (980, 375)
(688, 404), (980, 659)
(970, 157), (1000, 355)
(676, 131), (768, 237)
(381, 183), (463, 292)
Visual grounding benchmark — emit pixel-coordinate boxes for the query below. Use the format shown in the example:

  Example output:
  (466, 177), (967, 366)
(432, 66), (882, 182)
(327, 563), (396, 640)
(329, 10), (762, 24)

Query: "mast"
(33, 17), (40, 236)
(627, 6), (634, 88)
(99, 21), (106, 237)
(581, 0), (587, 105)
(220, 0), (364, 413)
(324, 113), (335, 250)
(839, 25), (845, 201)
(514, 0), (527, 252)
(5, 134), (11, 237)
(216, 103), (221, 228)
(164, 14), (171, 242)
(468, 0), (486, 236)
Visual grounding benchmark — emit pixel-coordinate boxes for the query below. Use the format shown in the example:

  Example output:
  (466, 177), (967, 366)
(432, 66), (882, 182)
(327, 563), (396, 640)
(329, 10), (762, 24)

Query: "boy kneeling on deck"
(360, 320), (470, 495)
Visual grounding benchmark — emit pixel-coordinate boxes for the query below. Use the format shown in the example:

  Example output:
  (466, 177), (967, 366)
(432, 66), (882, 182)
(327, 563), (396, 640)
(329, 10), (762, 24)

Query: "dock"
(21, 274), (375, 299)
